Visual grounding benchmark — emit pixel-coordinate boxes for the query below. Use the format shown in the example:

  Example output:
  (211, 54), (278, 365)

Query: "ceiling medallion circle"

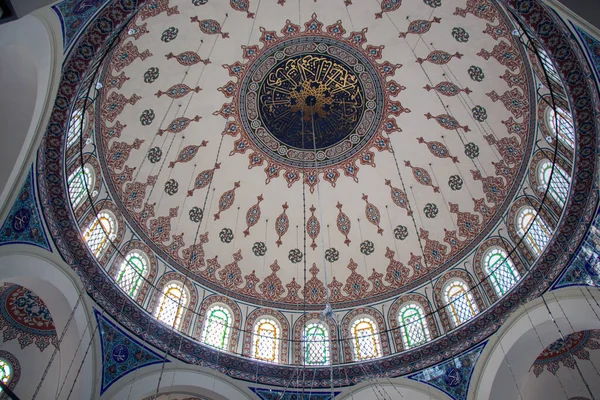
(240, 40), (382, 168)
(222, 14), (405, 188)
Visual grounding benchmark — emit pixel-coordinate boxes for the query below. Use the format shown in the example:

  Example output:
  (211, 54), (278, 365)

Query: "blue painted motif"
(51, 0), (111, 50)
(95, 310), (167, 395)
(0, 166), (51, 251)
(251, 387), (339, 400)
(573, 24), (600, 83)
(407, 341), (486, 400)
(553, 206), (600, 290)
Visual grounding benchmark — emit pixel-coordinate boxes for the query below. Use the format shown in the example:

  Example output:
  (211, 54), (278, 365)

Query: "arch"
(517, 206), (553, 257)
(470, 287), (600, 400)
(434, 270), (485, 332)
(538, 160), (570, 208)
(115, 250), (149, 300)
(201, 305), (232, 351)
(292, 313), (339, 365)
(482, 248), (520, 298)
(546, 106), (575, 150)
(195, 295), (241, 353)
(341, 307), (390, 362)
(338, 379), (450, 400)
(507, 197), (556, 264)
(82, 210), (116, 259)
(67, 164), (94, 210)
(251, 317), (281, 363)
(79, 200), (125, 265)
(536, 97), (573, 158)
(243, 308), (289, 364)
(389, 294), (439, 352)
(155, 281), (189, 330)
(108, 240), (158, 305)
(66, 154), (101, 220)
(350, 316), (382, 361)
(149, 272), (198, 334)
(0, 350), (20, 394)
(528, 151), (572, 218)
(473, 238), (527, 303)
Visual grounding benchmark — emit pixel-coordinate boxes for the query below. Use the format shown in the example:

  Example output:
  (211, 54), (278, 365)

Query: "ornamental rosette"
(215, 13), (408, 191)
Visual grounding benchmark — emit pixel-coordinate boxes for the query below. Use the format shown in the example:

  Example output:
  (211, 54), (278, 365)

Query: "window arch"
(67, 165), (93, 209)
(201, 305), (232, 351)
(444, 280), (478, 327)
(484, 248), (520, 297)
(83, 211), (116, 257)
(116, 251), (148, 299)
(0, 358), (12, 391)
(66, 108), (84, 149)
(398, 303), (430, 349)
(252, 318), (280, 362)
(303, 322), (330, 365)
(155, 282), (188, 329)
(547, 107), (575, 150)
(539, 160), (570, 208)
(351, 317), (381, 361)
(538, 49), (561, 83)
(518, 207), (552, 256)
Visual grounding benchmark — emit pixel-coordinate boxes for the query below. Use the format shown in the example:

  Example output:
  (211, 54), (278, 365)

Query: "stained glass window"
(539, 49), (561, 83)
(547, 107), (575, 149)
(484, 248), (520, 297)
(67, 108), (84, 149)
(116, 251), (148, 298)
(399, 303), (430, 349)
(0, 359), (11, 391)
(539, 161), (570, 208)
(155, 282), (188, 329)
(68, 166), (93, 209)
(202, 305), (231, 350)
(444, 280), (478, 327)
(83, 212), (115, 257)
(252, 318), (279, 362)
(518, 207), (552, 256)
(351, 317), (381, 361)
(303, 322), (330, 365)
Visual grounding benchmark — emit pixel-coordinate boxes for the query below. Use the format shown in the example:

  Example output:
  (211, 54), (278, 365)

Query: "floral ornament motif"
(252, 242), (267, 256)
(219, 228), (234, 243)
(468, 65), (485, 82)
(423, 0), (441, 8)
(164, 179), (178, 195)
(143, 67), (160, 83)
(464, 142), (480, 159)
(424, 203), (438, 218)
(325, 248), (339, 263)
(190, 16), (230, 38)
(216, 13), (406, 191)
(532, 330), (600, 377)
(375, 0), (402, 19)
(398, 17), (441, 38)
(192, 0), (207, 5)
(161, 27), (179, 42)
(451, 27), (469, 42)
(360, 240), (375, 255)
(147, 147), (162, 163)
(140, 109), (155, 126)
(189, 207), (203, 223)
(394, 225), (409, 240)
(448, 175), (464, 190)
(472, 105), (487, 122)
(288, 249), (303, 264)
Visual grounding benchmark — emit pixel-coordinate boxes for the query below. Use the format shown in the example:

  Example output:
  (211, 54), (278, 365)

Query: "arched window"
(547, 107), (575, 149)
(539, 49), (561, 83)
(68, 165), (93, 209)
(351, 317), (381, 361)
(444, 280), (478, 327)
(539, 160), (570, 208)
(398, 303), (430, 349)
(116, 251), (148, 298)
(66, 108), (84, 149)
(252, 318), (280, 362)
(518, 207), (552, 256)
(0, 358), (12, 391)
(155, 282), (188, 329)
(83, 211), (115, 257)
(201, 305), (231, 351)
(303, 322), (330, 365)
(484, 248), (520, 296)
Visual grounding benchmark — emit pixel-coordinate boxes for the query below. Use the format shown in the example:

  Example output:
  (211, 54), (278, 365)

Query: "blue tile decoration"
(95, 310), (167, 395)
(572, 23), (600, 82)
(552, 207), (600, 290)
(407, 341), (486, 400)
(51, 0), (111, 51)
(250, 387), (339, 400)
(0, 166), (51, 251)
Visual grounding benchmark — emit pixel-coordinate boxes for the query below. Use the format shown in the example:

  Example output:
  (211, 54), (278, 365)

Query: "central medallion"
(258, 54), (364, 150)
(219, 14), (407, 189)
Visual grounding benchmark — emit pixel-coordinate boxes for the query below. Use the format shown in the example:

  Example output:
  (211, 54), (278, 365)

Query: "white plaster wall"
(337, 380), (451, 400)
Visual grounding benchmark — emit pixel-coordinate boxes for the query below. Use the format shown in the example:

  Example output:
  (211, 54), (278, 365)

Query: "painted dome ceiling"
(94, 0), (534, 309)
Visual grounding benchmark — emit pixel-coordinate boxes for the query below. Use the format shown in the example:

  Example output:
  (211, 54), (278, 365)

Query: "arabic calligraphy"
(258, 54), (364, 150)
